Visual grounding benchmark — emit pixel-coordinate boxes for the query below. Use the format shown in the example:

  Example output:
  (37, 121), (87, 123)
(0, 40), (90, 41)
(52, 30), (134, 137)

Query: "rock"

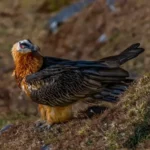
(49, 0), (96, 33)
(85, 106), (107, 118)
(0, 124), (13, 135)
(41, 144), (52, 150)
(97, 33), (108, 43)
(106, 0), (117, 12)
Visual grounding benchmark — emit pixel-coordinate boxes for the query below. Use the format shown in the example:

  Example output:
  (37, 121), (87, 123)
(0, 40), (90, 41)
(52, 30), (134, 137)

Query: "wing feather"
(25, 64), (129, 106)
(25, 65), (101, 106)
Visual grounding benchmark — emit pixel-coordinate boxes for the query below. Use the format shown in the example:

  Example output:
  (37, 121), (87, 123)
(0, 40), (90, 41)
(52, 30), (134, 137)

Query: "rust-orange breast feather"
(12, 43), (43, 90)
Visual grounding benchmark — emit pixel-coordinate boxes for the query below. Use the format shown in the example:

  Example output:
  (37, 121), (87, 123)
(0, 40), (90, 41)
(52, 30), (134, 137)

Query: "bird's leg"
(35, 104), (46, 127)
(46, 105), (73, 124)
(36, 105), (73, 131)
(37, 105), (53, 130)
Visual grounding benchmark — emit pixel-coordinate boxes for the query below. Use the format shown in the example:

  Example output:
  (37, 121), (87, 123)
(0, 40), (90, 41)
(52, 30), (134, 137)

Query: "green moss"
(49, 0), (70, 12)
(124, 109), (150, 149)
(105, 129), (120, 150)
(104, 74), (150, 149)
(0, 113), (36, 129)
(37, 0), (72, 13)
(77, 124), (90, 135)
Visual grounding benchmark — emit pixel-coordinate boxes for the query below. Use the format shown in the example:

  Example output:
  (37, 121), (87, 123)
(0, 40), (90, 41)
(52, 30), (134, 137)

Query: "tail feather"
(100, 43), (144, 68)
(83, 43), (143, 102)
(117, 43), (144, 65)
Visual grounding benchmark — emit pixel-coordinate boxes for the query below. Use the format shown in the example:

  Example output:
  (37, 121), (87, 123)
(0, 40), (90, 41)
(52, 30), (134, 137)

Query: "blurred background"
(0, 0), (147, 120)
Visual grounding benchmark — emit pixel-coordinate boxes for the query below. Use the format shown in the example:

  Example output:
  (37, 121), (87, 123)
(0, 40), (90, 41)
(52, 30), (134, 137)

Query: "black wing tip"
(138, 47), (145, 53)
(137, 49), (145, 57)
(129, 43), (145, 52)
(118, 43), (145, 65)
(123, 43), (145, 55)
(131, 43), (140, 48)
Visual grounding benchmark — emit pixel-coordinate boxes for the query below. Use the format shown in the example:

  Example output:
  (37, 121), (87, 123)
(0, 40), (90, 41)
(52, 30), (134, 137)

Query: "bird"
(11, 39), (144, 129)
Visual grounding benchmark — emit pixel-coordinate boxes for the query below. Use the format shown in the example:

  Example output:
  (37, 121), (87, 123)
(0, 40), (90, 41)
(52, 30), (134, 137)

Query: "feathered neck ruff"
(12, 49), (43, 87)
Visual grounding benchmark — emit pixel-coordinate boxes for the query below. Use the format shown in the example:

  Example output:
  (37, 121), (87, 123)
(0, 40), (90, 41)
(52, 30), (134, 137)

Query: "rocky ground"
(0, 0), (150, 149)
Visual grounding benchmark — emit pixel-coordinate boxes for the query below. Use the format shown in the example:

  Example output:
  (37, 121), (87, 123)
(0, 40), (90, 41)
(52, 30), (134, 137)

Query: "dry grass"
(102, 74), (150, 149)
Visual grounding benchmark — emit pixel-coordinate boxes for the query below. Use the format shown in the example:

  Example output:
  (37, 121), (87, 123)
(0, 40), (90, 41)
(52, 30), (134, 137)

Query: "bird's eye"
(20, 44), (25, 49)
(20, 43), (28, 49)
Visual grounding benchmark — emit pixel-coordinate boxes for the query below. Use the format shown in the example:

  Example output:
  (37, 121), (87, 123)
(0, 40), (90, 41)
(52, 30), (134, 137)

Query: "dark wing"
(25, 43), (144, 106)
(42, 43), (144, 69)
(25, 64), (128, 106)
(99, 43), (144, 66)
(25, 65), (101, 106)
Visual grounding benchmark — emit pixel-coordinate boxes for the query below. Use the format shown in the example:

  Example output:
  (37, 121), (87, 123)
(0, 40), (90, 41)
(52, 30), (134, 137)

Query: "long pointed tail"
(100, 43), (144, 68)
(117, 43), (144, 65)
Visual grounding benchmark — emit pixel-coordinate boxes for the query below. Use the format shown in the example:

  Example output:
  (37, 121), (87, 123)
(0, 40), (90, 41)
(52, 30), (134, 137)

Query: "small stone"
(0, 124), (13, 135)
(97, 33), (108, 43)
(41, 144), (52, 150)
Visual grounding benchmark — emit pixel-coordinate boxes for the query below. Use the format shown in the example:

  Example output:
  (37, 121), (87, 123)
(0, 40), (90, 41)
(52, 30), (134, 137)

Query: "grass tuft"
(104, 74), (150, 149)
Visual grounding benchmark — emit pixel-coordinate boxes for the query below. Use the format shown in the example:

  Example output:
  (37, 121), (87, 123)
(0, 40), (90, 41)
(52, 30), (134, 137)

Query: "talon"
(40, 123), (51, 130)
(34, 120), (46, 127)
(38, 123), (52, 131)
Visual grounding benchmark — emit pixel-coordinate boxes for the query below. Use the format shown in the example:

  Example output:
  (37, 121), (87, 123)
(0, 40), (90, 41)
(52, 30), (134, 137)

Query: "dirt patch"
(0, 122), (41, 150)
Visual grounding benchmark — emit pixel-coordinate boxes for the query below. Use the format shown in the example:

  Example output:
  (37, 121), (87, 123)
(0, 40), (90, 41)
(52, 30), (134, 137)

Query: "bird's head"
(11, 39), (41, 63)
(11, 39), (43, 77)
(12, 39), (40, 54)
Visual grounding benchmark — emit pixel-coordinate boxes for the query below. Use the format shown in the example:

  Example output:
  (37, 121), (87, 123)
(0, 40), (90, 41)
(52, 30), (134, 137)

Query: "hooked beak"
(17, 40), (41, 53)
(32, 45), (40, 52)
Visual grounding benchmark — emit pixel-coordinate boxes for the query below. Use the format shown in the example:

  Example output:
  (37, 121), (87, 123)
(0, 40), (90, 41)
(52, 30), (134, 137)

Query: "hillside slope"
(0, 74), (150, 150)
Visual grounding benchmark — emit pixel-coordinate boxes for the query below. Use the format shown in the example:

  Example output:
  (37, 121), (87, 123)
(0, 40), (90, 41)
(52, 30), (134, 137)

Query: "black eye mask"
(27, 39), (32, 44)
(21, 43), (29, 47)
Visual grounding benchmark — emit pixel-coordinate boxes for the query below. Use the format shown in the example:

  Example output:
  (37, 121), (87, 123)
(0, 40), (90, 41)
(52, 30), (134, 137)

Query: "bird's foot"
(34, 119), (46, 128)
(34, 121), (52, 132)
(38, 123), (52, 131)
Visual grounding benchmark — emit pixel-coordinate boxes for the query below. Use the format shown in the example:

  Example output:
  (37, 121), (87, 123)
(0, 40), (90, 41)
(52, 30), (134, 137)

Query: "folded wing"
(25, 43), (144, 106)
(25, 65), (128, 106)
